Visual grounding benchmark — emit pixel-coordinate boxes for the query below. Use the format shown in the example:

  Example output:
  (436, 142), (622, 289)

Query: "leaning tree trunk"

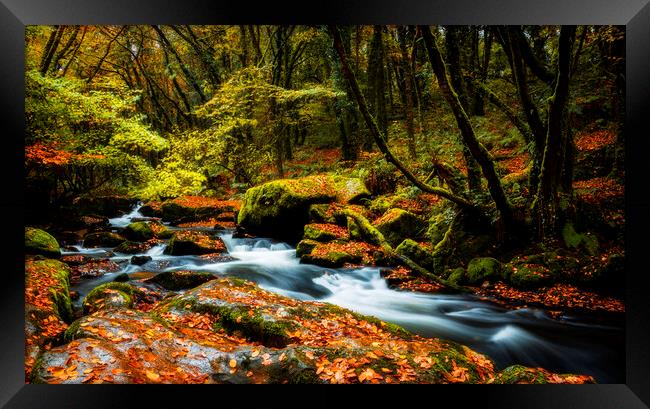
(420, 25), (514, 226)
(328, 25), (474, 209)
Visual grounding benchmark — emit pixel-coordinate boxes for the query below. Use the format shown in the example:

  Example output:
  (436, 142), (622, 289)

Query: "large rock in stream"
(237, 175), (370, 243)
(25, 227), (61, 259)
(31, 277), (594, 384)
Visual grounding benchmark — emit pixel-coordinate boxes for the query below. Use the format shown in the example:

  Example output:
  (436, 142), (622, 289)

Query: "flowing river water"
(66, 205), (624, 383)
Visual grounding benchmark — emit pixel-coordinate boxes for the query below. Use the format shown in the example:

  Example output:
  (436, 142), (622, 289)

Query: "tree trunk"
(397, 26), (417, 157)
(420, 25), (514, 224)
(328, 25), (473, 209)
(40, 26), (64, 75)
(532, 26), (576, 239)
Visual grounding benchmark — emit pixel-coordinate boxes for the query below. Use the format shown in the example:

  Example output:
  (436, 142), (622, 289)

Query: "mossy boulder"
(83, 231), (126, 248)
(296, 239), (319, 258)
(73, 195), (138, 217)
(25, 227), (61, 258)
(164, 231), (227, 255)
(447, 267), (466, 285)
(426, 209), (454, 246)
(114, 240), (154, 254)
(82, 282), (142, 314)
(130, 255), (152, 266)
(373, 208), (422, 247)
(308, 204), (338, 224)
(303, 223), (349, 242)
(562, 223), (599, 256)
(301, 249), (360, 268)
(506, 262), (554, 290)
(122, 221), (155, 241)
(466, 257), (503, 284)
(145, 270), (216, 291)
(299, 242), (376, 268)
(395, 239), (434, 270)
(238, 175), (369, 243)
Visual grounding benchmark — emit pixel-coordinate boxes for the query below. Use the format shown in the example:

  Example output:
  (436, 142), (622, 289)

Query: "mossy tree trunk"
(444, 26), (483, 193)
(328, 25), (474, 209)
(532, 26), (576, 239)
(420, 25), (514, 226)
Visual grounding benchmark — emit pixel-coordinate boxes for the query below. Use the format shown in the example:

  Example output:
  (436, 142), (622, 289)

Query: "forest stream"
(62, 204), (624, 383)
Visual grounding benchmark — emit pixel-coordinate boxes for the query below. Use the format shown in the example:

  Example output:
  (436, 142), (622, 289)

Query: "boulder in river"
(31, 277), (595, 384)
(73, 195), (138, 217)
(131, 255), (152, 266)
(83, 231), (127, 248)
(82, 282), (143, 314)
(115, 240), (155, 254)
(466, 257), (504, 285)
(123, 220), (172, 242)
(164, 231), (227, 256)
(25, 227), (61, 259)
(372, 208), (422, 248)
(145, 270), (216, 291)
(238, 175), (370, 243)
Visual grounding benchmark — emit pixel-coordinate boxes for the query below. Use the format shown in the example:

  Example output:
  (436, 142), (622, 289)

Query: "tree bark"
(328, 25), (474, 209)
(420, 25), (514, 224)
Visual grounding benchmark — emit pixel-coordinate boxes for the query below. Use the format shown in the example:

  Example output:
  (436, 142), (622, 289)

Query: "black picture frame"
(2, 1), (649, 407)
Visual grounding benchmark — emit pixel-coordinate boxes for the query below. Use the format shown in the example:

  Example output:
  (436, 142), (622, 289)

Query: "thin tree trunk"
(398, 26), (417, 157)
(420, 25), (514, 224)
(329, 25), (474, 209)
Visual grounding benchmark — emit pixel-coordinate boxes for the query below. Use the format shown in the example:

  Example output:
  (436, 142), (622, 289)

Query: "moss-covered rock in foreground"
(31, 277), (595, 384)
(237, 175), (369, 243)
(164, 231), (227, 255)
(396, 239), (434, 270)
(25, 227), (61, 259)
(490, 364), (596, 384)
(145, 270), (216, 291)
(373, 208), (422, 247)
(82, 282), (143, 314)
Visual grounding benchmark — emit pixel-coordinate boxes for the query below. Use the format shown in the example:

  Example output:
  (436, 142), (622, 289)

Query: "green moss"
(395, 239), (434, 270)
(447, 267), (466, 285)
(296, 239), (319, 257)
(63, 319), (82, 343)
(114, 241), (151, 254)
(83, 232), (126, 248)
(373, 208), (422, 247)
(303, 224), (340, 242)
(491, 365), (549, 384)
(82, 282), (142, 314)
(466, 257), (503, 284)
(301, 249), (360, 268)
(330, 175), (370, 203)
(562, 223), (599, 256)
(145, 270), (216, 291)
(123, 221), (154, 242)
(25, 227), (61, 258)
(26, 259), (72, 323)
(508, 264), (553, 289)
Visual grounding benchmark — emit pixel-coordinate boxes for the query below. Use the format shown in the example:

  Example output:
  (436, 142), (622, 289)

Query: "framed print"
(2, 0), (650, 407)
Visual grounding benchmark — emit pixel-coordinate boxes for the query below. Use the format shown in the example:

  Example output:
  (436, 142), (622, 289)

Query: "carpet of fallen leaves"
(172, 231), (227, 253)
(573, 177), (624, 205)
(476, 282), (624, 314)
(575, 129), (616, 151)
(310, 241), (382, 265)
(307, 223), (349, 240)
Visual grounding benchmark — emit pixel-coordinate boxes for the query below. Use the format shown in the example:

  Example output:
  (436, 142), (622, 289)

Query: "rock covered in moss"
(562, 222), (599, 256)
(466, 257), (503, 284)
(31, 277), (594, 385)
(145, 270), (216, 291)
(490, 364), (595, 384)
(373, 208), (422, 247)
(25, 227), (61, 258)
(505, 258), (554, 290)
(303, 223), (349, 242)
(296, 239), (319, 258)
(82, 282), (142, 314)
(114, 240), (154, 254)
(83, 231), (126, 248)
(164, 231), (227, 255)
(299, 241), (383, 268)
(395, 239), (434, 270)
(130, 255), (152, 266)
(73, 196), (138, 217)
(238, 175), (369, 243)
(122, 221), (155, 241)
(24, 258), (73, 378)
